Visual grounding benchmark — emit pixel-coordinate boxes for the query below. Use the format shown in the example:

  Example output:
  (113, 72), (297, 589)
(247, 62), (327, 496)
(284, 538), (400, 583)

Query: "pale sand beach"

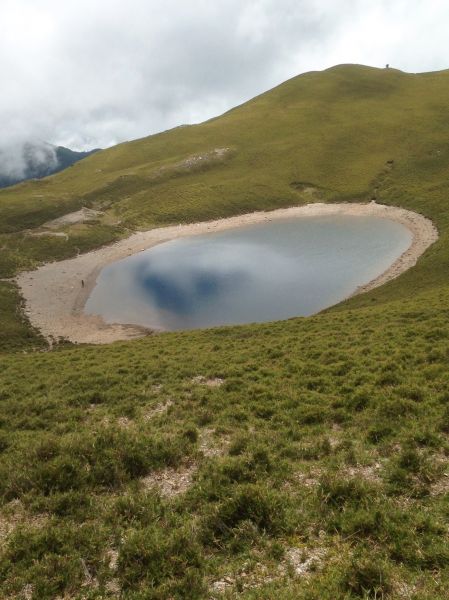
(15, 203), (438, 345)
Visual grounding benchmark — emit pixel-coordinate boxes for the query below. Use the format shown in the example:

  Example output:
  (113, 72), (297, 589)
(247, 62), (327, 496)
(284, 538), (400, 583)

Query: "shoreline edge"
(16, 202), (439, 345)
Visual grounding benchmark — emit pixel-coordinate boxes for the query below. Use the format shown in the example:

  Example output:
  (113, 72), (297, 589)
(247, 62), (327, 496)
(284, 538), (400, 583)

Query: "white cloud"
(0, 0), (448, 155)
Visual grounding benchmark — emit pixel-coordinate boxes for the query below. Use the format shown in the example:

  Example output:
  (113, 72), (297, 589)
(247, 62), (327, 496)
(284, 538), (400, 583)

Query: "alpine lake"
(85, 214), (412, 331)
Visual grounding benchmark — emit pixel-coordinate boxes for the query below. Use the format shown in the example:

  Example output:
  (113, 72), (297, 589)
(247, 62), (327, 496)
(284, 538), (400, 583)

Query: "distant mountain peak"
(0, 141), (100, 189)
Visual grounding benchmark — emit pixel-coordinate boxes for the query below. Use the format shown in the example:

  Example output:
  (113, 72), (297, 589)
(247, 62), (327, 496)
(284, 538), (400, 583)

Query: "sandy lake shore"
(15, 202), (438, 345)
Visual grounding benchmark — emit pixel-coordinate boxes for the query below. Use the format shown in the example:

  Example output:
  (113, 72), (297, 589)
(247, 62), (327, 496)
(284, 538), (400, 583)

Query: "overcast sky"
(1, 0), (449, 156)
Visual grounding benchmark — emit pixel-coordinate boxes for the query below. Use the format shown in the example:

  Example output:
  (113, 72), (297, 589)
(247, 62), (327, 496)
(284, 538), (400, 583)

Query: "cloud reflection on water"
(85, 216), (412, 331)
(133, 240), (281, 318)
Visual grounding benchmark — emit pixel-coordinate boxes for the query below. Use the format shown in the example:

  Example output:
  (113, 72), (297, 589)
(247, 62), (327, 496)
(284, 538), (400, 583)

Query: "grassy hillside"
(1, 64), (449, 598)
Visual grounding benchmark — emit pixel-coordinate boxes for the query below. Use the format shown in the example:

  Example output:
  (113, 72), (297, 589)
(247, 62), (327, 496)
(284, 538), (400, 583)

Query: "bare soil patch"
(43, 207), (103, 229)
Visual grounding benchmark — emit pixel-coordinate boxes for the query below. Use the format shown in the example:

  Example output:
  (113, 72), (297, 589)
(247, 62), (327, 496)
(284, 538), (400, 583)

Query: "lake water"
(85, 215), (412, 331)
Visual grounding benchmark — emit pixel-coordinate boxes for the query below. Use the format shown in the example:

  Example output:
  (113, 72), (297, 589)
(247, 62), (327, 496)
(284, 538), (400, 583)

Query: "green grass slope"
(1, 64), (449, 598)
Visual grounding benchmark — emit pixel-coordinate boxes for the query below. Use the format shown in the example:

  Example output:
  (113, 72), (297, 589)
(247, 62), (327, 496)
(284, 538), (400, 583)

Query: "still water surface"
(85, 215), (412, 330)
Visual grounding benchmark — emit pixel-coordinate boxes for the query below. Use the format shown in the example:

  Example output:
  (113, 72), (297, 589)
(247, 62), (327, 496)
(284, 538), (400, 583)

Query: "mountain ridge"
(1, 64), (449, 597)
(0, 141), (100, 189)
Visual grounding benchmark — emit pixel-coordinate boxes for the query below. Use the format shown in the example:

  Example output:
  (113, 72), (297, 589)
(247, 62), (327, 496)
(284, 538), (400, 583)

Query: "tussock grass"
(1, 65), (449, 596)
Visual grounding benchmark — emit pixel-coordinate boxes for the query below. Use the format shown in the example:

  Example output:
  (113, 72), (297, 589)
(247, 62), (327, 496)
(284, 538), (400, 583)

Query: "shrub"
(439, 405), (449, 433)
(343, 549), (391, 598)
(367, 421), (393, 443)
(112, 491), (164, 526)
(203, 484), (289, 543)
(348, 387), (372, 411)
(118, 526), (205, 596)
(229, 435), (248, 456)
(318, 475), (376, 509)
